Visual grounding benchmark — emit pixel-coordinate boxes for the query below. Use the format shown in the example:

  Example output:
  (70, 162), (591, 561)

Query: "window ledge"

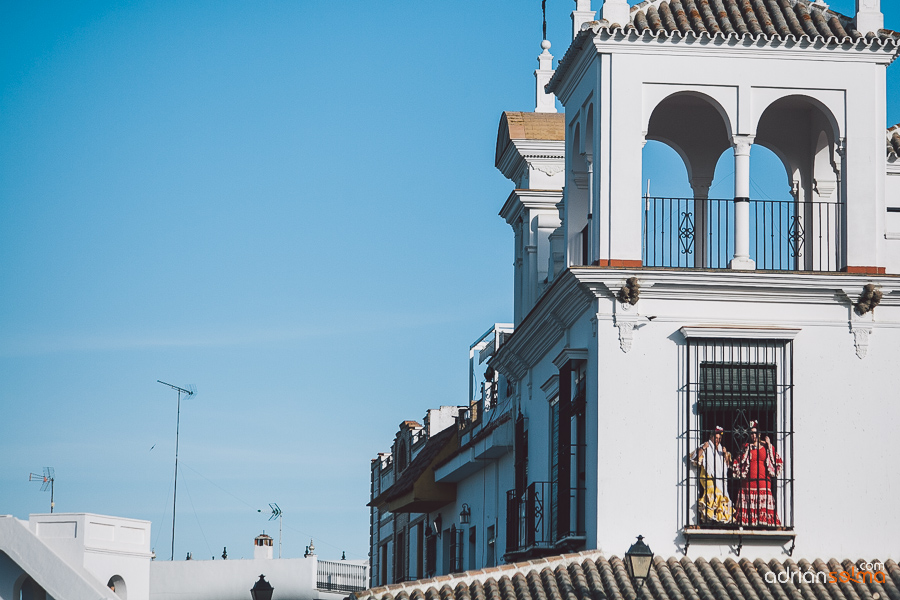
(683, 527), (796, 556)
(684, 527), (795, 540)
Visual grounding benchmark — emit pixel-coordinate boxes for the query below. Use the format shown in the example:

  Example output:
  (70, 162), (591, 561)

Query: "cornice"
(496, 139), (565, 186)
(570, 268), (900, 305)
(491, 267), (900, 381)
(490, 270), (595, 381)
(499, 189), (563, 225)
(591, 33), (900, 64)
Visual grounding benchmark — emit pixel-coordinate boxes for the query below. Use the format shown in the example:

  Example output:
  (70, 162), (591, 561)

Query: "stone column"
(690, 176), (712, 268)
(730, 135), (756, 270)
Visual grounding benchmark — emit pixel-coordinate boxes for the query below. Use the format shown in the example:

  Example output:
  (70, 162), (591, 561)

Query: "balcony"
(505, 481), (585, 559)
(642, 197), (843, 271)
(316, 559), (368, 593)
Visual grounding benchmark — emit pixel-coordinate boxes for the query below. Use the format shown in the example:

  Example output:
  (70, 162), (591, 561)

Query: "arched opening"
(107, 575), (127, 599)
(642, 92), (732, 267)
(14, 575), (47, 600)
(754, 95), (844, 270)
(567, 122), (591, 265)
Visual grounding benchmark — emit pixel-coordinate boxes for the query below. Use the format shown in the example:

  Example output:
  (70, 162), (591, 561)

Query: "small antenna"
(268, 503), (283, 558)
(158, 380), (196, 561)
(29, 467), (56, 513)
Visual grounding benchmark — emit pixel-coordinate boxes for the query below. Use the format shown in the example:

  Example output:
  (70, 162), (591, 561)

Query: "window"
(415, 522), (424, 580)
(486, 525), (496, 567)
(394, 528), (407, 582)
(379, 543), (389, 585)
(446, 525), (464, 573)
(683, 335), (794, 532)
(551, 360), (586, 544)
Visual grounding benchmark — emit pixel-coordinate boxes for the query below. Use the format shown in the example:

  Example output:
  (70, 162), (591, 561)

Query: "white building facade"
(368, 0), (899, 585)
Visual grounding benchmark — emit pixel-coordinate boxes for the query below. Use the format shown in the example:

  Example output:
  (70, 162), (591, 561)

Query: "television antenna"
(157, 380), (195, 561)
(29, 467), (55, 513)
(261, 503), (283, 558)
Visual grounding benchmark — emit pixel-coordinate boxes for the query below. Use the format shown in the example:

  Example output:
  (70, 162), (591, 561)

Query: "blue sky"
(2, 0), (898, 562)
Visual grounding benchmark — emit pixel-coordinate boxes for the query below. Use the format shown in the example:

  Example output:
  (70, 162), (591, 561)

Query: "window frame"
(681, 328), (797, 538)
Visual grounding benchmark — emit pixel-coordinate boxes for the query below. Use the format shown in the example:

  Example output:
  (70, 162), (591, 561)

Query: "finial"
(535, 39), (556, 113)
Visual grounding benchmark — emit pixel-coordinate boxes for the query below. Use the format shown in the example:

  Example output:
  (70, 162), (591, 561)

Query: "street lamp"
(624, 535), (654, 594)
(250, 574), (274, 600)
(459, 503), (471, 525)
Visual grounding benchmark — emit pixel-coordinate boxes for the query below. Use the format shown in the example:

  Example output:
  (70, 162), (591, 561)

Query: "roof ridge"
(355, 550), (608, 598)
(358, 554), (898, 600)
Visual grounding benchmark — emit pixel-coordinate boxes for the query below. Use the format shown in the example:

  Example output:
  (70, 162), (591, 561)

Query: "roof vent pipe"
(856, 0), (883, 34)
(572, 0), (596, 39)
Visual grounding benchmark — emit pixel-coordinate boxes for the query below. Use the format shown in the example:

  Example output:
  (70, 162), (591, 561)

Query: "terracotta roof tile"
(623, 0), (898, 41)
(888, 123), (900, 158)
(353, 554), (900, 600)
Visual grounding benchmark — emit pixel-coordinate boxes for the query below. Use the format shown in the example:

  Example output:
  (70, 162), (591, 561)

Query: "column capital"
(731, 135), (755, 156)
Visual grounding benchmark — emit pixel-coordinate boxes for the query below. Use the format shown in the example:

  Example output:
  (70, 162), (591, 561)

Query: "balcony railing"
(642, 197), (842, 271)
(317, 559), (368, 593)
(505, 481), (585, 556)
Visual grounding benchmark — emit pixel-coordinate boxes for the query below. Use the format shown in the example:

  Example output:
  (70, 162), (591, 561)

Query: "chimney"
(855, 0), (883, 33)
(572, 0), (596, 39)
(254, 532), (274, 560)
(601, 0), (631, 27)
(535, 41), (557, 113)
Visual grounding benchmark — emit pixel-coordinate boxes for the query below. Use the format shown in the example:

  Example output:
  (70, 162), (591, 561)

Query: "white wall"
(509, 270), (899, 561)
(150, 557), (348, 600)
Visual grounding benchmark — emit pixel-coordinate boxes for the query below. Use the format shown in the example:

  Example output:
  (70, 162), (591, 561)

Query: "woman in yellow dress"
(691, 426), (733, 524)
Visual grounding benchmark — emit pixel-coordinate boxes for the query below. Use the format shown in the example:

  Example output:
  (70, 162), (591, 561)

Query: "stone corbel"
(613, 299), (642, 353)
(841, 287), (875, 359)
(572, 170), (589, 189)
(850, 324), (872, 359)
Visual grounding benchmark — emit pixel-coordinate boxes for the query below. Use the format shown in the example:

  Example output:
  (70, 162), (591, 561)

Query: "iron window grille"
(448, 525), (464, 573)
(682, 338), (794, 532)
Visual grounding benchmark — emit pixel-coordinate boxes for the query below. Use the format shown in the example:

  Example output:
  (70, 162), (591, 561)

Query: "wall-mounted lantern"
(432, 514), (443, 537)
(250, 574), (274, 600)
(459, 504), (471, 525)
(624, 535), (654, 595)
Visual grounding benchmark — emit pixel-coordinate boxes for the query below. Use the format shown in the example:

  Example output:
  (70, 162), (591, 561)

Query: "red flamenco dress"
(732, 443), (783, 526)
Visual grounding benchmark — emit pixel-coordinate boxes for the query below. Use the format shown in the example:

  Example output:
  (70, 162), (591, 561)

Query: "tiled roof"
(496, 112), (566, 169)
(353, 551), (900, 600)
(889, 124), (900, 158)
(621, 0), (899, 43)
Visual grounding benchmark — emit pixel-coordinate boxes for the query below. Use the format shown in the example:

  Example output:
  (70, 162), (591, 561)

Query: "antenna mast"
(29, 468), (55, 512)
(158, 380), (195, 561)
(269, 503), (283, 558)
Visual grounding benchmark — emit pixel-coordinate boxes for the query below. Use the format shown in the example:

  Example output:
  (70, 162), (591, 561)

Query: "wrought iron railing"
(642, 197), (842, 271)
(505, 481), (585, 555)
(317, 559), (369, 593)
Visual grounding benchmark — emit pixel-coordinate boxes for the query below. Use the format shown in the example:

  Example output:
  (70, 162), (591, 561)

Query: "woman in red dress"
(732, 421), (783, 526)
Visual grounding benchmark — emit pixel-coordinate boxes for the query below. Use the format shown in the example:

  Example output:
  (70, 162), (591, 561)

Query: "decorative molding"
(617, 321), (635, 353)
(540, 374), (560, 399)
(679, 325), (801, 340)
(528, 161), (565, 177)
(552, 348), (589, 368)
(851, 325), (872, 359)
